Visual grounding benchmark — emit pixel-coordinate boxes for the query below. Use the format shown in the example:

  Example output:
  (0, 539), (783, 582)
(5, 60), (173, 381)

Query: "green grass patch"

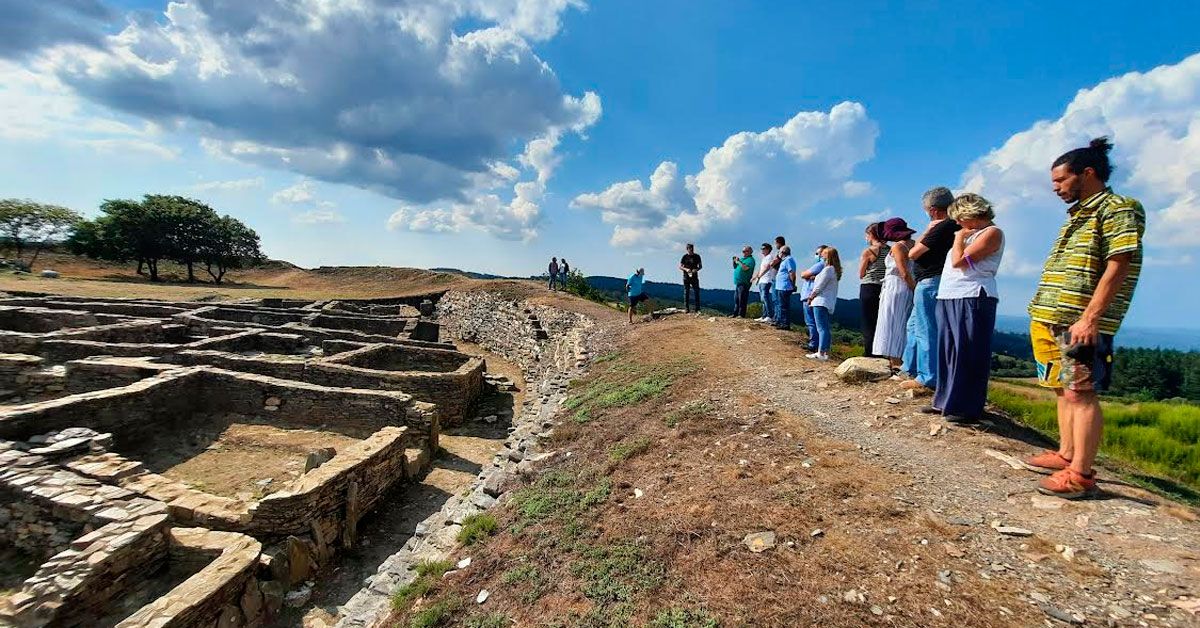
(409, 595), (462, 628)
(565, 356), (699, 423)
(510, 469), (611, 532)
(665, 400), (711, 428)
(570, 541), (665, 608)
(988, 386), (1200, 495)
(464, 612), (510, 628)
(608, 436), (652, 462)
(391, 560), (454, 609)
(649, 608), (720, 628)
(501, 563), (549, 603)
(457, 513), (499, 546)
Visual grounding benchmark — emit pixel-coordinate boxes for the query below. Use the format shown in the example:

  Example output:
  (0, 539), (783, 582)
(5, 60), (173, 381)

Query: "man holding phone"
(1023, 137), (1145, 499)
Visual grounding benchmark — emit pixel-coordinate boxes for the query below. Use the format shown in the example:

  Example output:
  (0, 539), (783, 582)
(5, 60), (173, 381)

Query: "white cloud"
(572, 101), (879, 248)
(187, 176), (264, 192)
(24, 0), (600, 241)
(293, 209), (346, 225)
(960, 51), (1200, 281)
(271, 180), (317, 205)
(825, 209), (887, 230)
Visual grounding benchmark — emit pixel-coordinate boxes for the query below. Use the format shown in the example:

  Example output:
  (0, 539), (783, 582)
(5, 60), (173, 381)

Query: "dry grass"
(389, 318), (1050, 627)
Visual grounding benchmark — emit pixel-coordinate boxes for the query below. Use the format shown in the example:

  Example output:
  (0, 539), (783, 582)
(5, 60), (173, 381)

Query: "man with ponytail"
(1024, 137), (1146, 499)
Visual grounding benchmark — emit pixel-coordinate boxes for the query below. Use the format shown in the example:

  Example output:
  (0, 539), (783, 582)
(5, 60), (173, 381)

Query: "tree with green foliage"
(0, 199), (82, 269)
(200, 215), (263, 284)
(67, 195), (262, 284)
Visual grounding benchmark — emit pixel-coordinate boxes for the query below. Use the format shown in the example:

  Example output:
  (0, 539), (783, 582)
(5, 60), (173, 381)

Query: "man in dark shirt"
(903, 187), (961, 394)
(679, 243), (703, 313)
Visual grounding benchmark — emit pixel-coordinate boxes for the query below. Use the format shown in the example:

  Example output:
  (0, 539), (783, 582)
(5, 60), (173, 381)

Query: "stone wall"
(436, 290), (593, 381)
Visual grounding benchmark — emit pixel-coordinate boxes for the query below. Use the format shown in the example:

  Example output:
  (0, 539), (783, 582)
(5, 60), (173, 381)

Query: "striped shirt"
(1027, 188), (1145, 335)
(863, 244), (889, 285)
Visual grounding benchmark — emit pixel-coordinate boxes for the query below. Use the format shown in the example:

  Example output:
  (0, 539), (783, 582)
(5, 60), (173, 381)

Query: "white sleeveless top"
(937, 226), (1004, 300)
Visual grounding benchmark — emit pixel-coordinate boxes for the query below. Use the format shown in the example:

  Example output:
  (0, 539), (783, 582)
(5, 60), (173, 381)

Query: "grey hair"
(922, 186), (955, 211)
(948, 193), (995, 221)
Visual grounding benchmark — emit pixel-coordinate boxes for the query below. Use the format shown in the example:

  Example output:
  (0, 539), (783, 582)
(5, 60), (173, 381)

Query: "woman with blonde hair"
(805, 247), (842, 361)
(934, 193), (1005, 422)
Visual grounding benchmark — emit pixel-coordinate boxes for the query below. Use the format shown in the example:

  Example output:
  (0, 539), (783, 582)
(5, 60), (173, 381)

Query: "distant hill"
(996, 314), (1200, 351)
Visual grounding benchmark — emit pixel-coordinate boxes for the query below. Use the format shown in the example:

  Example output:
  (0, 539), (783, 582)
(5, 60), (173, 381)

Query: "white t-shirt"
(757, 252), (778, 285)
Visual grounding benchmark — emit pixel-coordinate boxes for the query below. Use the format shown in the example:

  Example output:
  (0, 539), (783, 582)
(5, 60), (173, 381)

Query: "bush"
(746, 302), (763, 318)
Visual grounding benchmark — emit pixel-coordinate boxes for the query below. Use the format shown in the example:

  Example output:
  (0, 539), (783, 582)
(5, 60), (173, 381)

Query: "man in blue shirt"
(626, 267), (650, 324)
(773, 247), (798, 329)
(800, 245), (829, 350)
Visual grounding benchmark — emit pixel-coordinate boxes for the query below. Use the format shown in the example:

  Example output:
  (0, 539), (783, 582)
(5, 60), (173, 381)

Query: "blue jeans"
(902, 276), (940, 388)
(802, 301), (819, 350)
(775, 289), (794, 328)
(812, 305), (833, 352)
(759, 284), (775, 320)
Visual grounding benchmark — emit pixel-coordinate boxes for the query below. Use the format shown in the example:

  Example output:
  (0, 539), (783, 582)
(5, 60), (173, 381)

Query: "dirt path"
(692, 314), (1200, 625)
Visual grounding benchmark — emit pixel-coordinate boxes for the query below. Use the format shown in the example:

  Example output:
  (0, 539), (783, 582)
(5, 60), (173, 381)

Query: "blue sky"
(2, 0), (1199, 331)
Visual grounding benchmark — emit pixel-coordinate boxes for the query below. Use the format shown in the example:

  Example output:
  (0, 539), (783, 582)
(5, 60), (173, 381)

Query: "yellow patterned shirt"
(1027, 188), (1145, 335)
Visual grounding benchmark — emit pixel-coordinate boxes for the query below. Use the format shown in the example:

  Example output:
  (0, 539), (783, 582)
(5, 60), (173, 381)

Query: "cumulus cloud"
(0, 0), (113, 59)
(960, 52), (1200, 277)
(572, 101), (879, 248)
(271, 180), (317, 206)
(26, 0), (599, 239)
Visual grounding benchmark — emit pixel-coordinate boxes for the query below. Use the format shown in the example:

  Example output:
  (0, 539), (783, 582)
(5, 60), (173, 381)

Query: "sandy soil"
(121, 420), (363, 500)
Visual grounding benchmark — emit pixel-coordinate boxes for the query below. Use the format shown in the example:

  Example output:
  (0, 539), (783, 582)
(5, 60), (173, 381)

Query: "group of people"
(621, 137), (1145, 500)
(546, 256), (571, 291)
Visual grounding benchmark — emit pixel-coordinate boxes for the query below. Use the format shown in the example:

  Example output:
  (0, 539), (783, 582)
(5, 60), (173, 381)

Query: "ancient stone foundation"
(0, 292), (488, 627)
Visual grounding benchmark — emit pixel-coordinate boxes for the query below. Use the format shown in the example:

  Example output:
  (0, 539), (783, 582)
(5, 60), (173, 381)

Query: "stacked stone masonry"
(0, 291), (495, 627)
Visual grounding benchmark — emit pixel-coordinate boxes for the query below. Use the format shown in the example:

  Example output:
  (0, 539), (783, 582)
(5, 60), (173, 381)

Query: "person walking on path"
(625, 267), (651, 324)
(548, 257), (560, 291)
(773, 246), (797, 329)
(933, 193), (1004, 423)
(806, 247), (842, 361)
(732, 246), (756, 318)
(560, 258), (571, 286)
(752, 243), (777, 323)
(900, 187), (960, 394)
(679, 244), (703, 313)
(872, 218), (917, 369)
(800, 245), (829, 352)
(1022, 138), (1145, 499)
(858, 223), (889, 357)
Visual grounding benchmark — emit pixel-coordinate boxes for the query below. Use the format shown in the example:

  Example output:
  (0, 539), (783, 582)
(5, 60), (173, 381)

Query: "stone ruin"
(0, 292), (496, 627)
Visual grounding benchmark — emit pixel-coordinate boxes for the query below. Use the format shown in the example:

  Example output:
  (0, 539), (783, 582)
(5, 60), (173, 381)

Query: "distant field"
(988, 385), (1200, 497)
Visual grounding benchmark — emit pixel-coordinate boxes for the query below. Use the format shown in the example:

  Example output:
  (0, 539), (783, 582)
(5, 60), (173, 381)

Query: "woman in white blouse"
(805, 247), (842, 361)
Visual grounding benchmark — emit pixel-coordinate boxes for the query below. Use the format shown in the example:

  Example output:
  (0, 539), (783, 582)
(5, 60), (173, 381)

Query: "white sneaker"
(805, 352), (820, 359)
(816, 354), (831, 361)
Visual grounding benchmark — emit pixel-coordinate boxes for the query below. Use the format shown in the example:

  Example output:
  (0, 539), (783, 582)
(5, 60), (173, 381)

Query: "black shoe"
(944, 414), (980, 424)
(918, 405), (941, 414)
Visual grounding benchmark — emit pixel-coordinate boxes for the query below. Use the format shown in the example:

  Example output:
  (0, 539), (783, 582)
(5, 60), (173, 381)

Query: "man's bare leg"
(1066, 389), (1103, 474)
(1055, 390), (1075, 462)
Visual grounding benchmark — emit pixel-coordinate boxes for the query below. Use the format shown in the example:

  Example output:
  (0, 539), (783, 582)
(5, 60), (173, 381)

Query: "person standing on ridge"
(548, 257), (560, 291)
(560, 258), (571, 288)
(769, 236), (787, 325)
(626, 267), (651, 324)
(1023, 138), (1145, 500)
(858, 223), (889, 357)
(900, 187), (960, 395)
(800, 244), (829, 351)
(752, 242), (777, 323)
(872, 218), (917, 369)
(679, 243), (703, 313)
(773, 246), (797, 329)
(732, 245), (756, 318)
(806, 246), (842, 361)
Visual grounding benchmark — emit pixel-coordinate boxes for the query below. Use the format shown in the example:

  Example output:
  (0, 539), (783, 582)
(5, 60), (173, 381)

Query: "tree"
(201, 215), (263, 284)
(0, 199), (82, 268)
(68, 197), (171, 281)
(152, 195), (220, 283)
